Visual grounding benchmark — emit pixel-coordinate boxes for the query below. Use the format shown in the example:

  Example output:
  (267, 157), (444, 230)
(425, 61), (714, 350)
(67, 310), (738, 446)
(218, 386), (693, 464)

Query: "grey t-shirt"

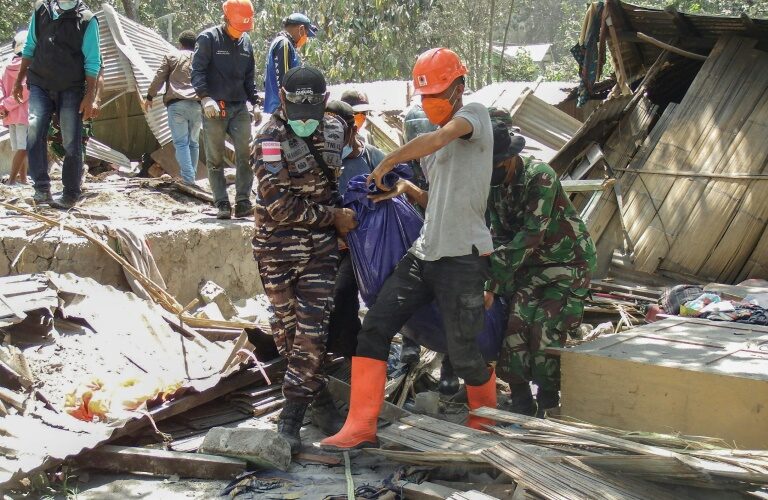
(409, 102), (494, 261)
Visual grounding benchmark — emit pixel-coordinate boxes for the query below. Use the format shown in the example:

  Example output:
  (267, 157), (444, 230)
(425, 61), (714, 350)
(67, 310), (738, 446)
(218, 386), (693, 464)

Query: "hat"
(326, 100), (355, 128)
(340, 90), (373, 113)
(492, 119), (526, 165)
(284, 13), (318, 38)
(13, 30), (28, 55)
(283, 66), (327, 121)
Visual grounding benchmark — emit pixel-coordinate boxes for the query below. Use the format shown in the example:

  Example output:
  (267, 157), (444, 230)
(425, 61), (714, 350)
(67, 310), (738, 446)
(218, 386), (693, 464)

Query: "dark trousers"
(27, 84), (84, 197)
(327, 251), (361, 358)
(356, 252), (491, 386)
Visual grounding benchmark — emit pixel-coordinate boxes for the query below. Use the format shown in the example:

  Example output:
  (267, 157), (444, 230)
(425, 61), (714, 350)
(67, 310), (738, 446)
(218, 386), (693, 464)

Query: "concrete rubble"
(199, 427), (292, 471)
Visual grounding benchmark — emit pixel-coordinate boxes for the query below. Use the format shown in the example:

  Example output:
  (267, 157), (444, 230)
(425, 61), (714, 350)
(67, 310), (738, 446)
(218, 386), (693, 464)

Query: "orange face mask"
(354, 113), (366, 129)
(226, 24), (244, 39)
(422, 86), (459, 126)
(296, 33), (308, 49)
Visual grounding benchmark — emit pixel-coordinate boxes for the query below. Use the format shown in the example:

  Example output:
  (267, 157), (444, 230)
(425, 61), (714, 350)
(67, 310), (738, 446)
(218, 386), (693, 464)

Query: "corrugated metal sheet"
(492, 43), (554, 63)
(466, 81), (575, 108)
(328, 80), (411, 112)
(100, 4), (174, 146)
(85, 138), (131, 168)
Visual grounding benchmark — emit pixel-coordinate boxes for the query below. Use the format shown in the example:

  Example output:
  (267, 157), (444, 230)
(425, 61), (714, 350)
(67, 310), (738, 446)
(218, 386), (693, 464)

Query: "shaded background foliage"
(1, 0), (767, 87)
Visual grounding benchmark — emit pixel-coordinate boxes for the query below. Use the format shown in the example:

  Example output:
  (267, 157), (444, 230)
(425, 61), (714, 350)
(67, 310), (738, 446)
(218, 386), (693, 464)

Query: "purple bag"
(343, 166), (506, 361)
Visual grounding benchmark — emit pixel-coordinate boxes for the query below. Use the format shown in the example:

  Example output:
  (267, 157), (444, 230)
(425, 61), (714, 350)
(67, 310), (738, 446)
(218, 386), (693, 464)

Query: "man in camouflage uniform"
(252, 66), (357, 453)
(485, 117), (596, 417)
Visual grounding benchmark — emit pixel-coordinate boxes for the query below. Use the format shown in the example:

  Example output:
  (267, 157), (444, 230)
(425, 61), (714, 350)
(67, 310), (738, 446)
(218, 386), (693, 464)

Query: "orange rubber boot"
(320, 356), (386, 450)
(466, 368), (497, 430)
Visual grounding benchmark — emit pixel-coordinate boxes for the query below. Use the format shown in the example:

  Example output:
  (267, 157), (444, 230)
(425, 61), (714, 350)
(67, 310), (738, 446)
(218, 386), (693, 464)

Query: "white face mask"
(58, 0), (78, 10)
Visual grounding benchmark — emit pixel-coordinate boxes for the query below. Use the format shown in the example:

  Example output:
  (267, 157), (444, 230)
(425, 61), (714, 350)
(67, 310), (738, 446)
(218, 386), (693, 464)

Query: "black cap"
(326, 100), (355, 128)
(492, 118), (526, 165)
(283, 66), (327, 121)
(341, 89), (373, 112)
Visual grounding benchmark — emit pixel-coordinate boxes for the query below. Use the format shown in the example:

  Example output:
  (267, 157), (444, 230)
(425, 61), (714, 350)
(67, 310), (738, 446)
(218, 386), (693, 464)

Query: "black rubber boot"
(535, 387), (560, 418)
(400, 337), (420, 366)
(234, 200), (253, 218)
(216, 201), (232, 220)
(310, 387), (345, 436)
(277, 400), (308, 455)
(438, 356), (460, 396)
(504, 383), (536, 416)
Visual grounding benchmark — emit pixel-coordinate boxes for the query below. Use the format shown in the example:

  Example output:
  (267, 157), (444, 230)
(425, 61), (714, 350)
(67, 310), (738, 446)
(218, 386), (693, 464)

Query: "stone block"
(199, 427), (291, 471)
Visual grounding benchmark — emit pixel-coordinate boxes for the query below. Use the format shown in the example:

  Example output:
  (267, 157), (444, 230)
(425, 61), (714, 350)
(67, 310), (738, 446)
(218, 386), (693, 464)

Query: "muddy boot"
(50, 193), (79, 210)
(400, 336), (420, 366)
(310, 387), (345, 436)
(277, 400), (308, 455)
(438, 356), (460, 396)
(504, 383), (535, 416)
(234, 200), (253, 219)
(32, 188), (52, 204)
(216, 201), (232, 220)
(535, 388), (560, 418)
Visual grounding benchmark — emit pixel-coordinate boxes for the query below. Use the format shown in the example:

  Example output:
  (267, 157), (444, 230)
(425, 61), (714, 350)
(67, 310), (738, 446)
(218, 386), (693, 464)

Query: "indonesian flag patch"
(262, 141), (282, 162)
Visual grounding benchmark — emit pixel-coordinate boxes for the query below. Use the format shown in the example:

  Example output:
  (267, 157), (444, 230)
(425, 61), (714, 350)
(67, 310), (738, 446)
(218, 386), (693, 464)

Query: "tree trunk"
(497, 0), (516, 81)
(486, 0), (496, 85)
(121, 0), (139, 20)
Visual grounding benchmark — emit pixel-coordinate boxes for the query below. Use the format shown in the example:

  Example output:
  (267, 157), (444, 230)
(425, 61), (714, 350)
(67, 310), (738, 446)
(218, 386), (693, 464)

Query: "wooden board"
(561, 318), (768, 448)
(76, 445), (246, 479)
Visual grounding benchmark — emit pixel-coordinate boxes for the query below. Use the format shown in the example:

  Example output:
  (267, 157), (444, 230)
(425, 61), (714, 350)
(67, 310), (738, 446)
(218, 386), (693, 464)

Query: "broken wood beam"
(634, 32), (708, 61)
(393, 479), (459, 500)
(0, 387), (26, 410)
(172, 181), (214, 203)
(76, 445), (246, 479)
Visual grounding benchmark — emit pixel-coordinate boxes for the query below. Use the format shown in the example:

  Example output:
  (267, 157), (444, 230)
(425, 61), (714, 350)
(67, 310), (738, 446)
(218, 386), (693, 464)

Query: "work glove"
(201, 97), (221, 119)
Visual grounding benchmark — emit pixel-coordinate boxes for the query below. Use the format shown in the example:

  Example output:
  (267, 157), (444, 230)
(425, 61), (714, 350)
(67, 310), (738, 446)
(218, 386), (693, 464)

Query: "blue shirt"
(23, 9), (101, 78)
(263, 32), (300, 114)
(339, 143), (385, 195)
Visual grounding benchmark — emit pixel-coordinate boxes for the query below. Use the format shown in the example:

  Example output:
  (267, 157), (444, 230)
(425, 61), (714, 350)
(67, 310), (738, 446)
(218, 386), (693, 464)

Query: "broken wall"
(0, 222), (263, 304)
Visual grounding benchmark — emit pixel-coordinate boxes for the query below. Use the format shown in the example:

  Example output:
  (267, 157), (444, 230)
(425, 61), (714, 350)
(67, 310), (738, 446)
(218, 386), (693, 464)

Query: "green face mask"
(287, 119), (320, 138)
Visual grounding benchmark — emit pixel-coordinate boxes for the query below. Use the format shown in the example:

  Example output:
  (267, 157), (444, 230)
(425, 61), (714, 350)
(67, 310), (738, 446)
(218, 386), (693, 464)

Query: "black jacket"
(28, 0), (94, 91)
(191, 26), (258, 105)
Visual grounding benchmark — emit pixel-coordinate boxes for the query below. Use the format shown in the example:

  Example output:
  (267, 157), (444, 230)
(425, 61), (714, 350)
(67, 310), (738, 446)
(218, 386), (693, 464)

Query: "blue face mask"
(342, 145), (353, 159)
(58, 0), (78, 10)
(287, 119), (320, 138)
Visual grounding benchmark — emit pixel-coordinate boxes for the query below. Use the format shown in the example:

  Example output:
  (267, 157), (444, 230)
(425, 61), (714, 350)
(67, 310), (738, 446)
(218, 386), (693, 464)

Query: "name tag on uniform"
(262, 141), (282, 162)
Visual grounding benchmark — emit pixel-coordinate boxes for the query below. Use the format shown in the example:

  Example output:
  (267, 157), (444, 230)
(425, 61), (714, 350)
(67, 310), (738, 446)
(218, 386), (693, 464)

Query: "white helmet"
(13, 30), (28, 55)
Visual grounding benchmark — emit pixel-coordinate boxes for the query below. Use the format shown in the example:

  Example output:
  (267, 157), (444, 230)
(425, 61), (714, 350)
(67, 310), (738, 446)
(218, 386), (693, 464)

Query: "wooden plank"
(393, 480), (459, 500)
(561, 179), (610, 193)
(559, 351), (768, 449)
(76, 445), (246, 479)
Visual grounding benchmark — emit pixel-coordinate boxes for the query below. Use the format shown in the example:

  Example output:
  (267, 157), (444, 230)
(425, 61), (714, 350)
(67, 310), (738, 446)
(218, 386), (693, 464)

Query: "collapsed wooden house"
(554, 0), (768, 285)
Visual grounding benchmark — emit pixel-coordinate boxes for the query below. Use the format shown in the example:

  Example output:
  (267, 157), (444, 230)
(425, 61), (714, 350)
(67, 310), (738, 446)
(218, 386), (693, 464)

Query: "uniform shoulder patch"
(261, 141), (282, 162)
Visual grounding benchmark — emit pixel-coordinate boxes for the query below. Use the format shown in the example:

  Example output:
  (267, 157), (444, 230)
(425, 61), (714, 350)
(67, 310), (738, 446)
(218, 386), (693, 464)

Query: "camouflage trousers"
(497, 265), (592, 392)
(259, 247), (339, 403)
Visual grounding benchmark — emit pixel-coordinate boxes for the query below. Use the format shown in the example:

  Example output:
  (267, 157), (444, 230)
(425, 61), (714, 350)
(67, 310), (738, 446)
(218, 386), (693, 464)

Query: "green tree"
(0, 0), (34, 44)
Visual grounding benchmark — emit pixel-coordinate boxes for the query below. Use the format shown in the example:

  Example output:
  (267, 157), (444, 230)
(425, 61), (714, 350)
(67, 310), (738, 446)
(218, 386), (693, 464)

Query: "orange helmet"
(412, 48), (467, 96)
(223, 0), (254, 32)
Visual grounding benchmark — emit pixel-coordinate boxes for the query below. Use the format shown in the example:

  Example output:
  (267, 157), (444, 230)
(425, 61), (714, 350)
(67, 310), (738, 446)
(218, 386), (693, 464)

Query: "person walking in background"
(192, 0), (259, 220)
(14, 0), (102, 209)
(263, 13), (318, 114)
(0, 31), (30, 186)
(146, 30), (201, 186)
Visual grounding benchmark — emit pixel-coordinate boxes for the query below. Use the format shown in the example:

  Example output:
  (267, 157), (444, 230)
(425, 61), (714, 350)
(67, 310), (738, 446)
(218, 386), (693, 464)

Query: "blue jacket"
(191, 26), (258, 105)
(263, 32), (300, 113)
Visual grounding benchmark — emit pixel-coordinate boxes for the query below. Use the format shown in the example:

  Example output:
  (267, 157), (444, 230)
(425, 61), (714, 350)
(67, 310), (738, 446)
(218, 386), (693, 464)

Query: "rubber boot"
(438, 355), (460, 396)
(535, 387), (560, 418)
(310, 386), (345, 436)
(466, 368), (497, 430)
(277, 400), (308, 455)
(506, 382), (536, 416)
(320, 357), (386, 451)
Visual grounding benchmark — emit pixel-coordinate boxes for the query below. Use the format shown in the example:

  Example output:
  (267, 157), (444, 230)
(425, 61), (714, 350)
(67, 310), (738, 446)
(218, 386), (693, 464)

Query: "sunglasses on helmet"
(284, 92), (326, 105)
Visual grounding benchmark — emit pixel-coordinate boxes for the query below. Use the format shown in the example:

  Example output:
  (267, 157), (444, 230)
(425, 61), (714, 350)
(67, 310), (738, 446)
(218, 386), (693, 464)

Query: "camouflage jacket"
(486, 157), (596, 295)
(252, 112), (346, 261)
